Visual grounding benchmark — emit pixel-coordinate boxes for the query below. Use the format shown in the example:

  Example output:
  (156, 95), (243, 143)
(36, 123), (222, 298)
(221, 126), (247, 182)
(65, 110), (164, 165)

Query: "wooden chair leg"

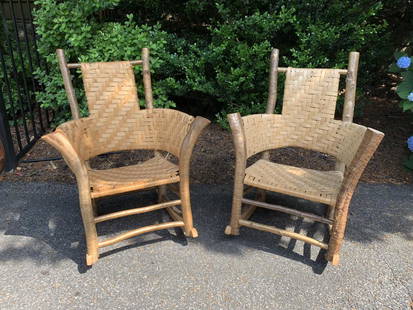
(326, 205), (335, 220)
(79, 188), (99, 265)
(326, 201), (351, 266)
(329, 254), (340, 266)
(179, 180), (198, 238)
(225, 178), (244, 236)
(225, 113), (247, 236)
(91, 198), (98, 217)
(257, 189), (266, 202)
(158, 185), (167, 203)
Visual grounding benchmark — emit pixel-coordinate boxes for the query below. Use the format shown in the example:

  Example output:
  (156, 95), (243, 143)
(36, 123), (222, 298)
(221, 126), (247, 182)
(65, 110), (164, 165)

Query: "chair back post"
(141, 48), (154, 109)
(56, 49), (81, 120)
(336, 51), (359, 172)
(266, 48), (279, 114)
(342, 51), (359, 122)
(262, 48), (279, 161)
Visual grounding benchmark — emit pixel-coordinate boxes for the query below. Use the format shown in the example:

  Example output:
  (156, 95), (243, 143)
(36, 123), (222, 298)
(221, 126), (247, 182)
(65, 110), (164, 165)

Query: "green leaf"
(396, 82), (413, 99)
(401, 71), (413, 83)
(389, 63), (401, 73)
(401, 101), (413, 111)
(394, 51), (407, 60)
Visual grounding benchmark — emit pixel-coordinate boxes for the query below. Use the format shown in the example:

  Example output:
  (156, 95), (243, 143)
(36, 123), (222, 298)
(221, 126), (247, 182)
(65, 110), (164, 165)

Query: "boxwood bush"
(32, 0), (412, 125)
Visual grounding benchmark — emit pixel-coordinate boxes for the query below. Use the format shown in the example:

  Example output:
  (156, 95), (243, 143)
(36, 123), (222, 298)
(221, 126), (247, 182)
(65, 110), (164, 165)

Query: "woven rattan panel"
(81, 61), (140, 117)
(282, 68), (341, 120)
(245, 159), (343, 206)
(57, 109), (195, 159)
(242, 114), (367, 166)
(88, 156), (179, 198)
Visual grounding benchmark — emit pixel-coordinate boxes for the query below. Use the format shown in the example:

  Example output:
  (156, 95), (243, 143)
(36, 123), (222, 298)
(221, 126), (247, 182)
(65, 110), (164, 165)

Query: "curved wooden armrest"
(327, 128), (384, 261)
(179, 116), (211, 173)
(337, 127), (384, 203)
(42, 130), (88, 178)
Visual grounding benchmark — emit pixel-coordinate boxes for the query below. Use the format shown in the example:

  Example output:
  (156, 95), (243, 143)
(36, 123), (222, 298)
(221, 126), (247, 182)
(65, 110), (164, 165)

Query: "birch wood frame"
(44, 48), (210, 265)
(225, 113), (383, 265)
(225, 49), (384, 266)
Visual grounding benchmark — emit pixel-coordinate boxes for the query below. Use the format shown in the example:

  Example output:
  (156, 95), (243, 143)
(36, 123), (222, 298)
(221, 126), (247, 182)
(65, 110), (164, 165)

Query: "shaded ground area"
(0, 182), (411, 309)
(1, 95), (412, 185)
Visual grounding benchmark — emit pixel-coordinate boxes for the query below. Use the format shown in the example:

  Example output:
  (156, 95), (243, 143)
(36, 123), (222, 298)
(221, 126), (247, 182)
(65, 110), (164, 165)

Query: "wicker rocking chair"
(43, 48), (210, 265)
(224, 49), (384, 265)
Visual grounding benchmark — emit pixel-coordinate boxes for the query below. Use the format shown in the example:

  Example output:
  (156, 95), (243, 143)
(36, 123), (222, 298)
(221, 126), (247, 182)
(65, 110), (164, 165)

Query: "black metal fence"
(0, 0), (52, 171)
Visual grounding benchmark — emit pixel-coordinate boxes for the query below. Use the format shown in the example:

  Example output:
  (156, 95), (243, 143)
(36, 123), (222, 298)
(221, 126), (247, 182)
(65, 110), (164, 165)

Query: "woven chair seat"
(244, 159), (344, 206)
(88, 156), (179, 198)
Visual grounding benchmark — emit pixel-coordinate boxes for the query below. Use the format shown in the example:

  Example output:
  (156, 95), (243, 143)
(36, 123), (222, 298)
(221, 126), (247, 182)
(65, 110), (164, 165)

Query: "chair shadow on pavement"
(191, 186), (330, 275)
(2, 183), (410, 275)
(0, 186), (188, 274)
(0, 183), (330, 274)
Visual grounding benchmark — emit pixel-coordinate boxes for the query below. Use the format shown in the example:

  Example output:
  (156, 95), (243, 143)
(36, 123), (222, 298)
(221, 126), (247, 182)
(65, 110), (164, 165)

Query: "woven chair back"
(242, 115), (366, 167)
(57, 109), (194, 159)
(282, 68), (341, 120)
(81, 61), (140, 118)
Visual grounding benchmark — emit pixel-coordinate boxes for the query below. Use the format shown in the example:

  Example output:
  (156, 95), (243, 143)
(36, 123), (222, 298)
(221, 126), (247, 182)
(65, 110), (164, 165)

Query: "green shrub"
(32, 0), (411, 125)
(33, 0), (175, 123)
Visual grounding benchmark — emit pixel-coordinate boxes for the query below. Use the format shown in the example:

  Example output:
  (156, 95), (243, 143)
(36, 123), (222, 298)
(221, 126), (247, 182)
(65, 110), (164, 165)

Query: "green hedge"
(32, 0), (412, 125)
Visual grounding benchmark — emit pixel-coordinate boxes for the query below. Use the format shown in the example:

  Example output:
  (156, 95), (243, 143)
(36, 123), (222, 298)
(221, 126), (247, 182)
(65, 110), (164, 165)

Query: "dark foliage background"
(30, 0), (413, 125)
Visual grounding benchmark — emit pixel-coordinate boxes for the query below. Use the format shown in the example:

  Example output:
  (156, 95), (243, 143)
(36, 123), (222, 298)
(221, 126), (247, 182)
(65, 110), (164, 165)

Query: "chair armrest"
(337, 127), (384, 206)
(327, 128), (384, 261)
(42, 128), (89, 179)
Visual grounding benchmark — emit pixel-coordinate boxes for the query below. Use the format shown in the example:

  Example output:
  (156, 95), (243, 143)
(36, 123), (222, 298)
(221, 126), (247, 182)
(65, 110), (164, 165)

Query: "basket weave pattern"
(244, 159), (343, 206)
(81, 61), (140, 117)
(243, 115), (367, 168)
(283, 68), (340, 119)
(57, 109), (194, 159)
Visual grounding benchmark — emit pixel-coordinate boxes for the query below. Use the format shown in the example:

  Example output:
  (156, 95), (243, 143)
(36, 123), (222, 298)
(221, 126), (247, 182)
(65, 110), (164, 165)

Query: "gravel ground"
(0, 182), (412, 309)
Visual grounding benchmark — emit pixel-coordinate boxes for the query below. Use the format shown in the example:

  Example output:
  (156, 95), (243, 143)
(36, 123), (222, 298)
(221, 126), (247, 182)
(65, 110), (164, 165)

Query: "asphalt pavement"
(0, 182), (412, 309)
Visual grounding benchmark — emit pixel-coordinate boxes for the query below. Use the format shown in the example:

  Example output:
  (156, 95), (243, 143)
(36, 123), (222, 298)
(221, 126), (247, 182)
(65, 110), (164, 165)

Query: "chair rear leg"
(257, 189), (266, 202)
(158, 185), (167, 203)
(91, 198), (98, 217)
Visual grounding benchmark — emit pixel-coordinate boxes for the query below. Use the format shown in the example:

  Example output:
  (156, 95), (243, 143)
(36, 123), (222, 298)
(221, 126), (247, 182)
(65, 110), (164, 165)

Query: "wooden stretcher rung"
(239, 219), (328, 249)
(67, 60), (143, 69)
(94, 199), (181, 223)
(241, 198), (333, 225)
(98, 221), (185, 248)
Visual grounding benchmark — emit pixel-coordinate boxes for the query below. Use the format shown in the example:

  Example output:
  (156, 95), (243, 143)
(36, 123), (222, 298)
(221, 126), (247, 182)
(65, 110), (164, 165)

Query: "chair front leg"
(179, 174), (198, 238)
(78, 180), (99, 266)
(225, 113), (247, 235)
(178, 116), (210, 238)
(224, 165), (245, 235)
